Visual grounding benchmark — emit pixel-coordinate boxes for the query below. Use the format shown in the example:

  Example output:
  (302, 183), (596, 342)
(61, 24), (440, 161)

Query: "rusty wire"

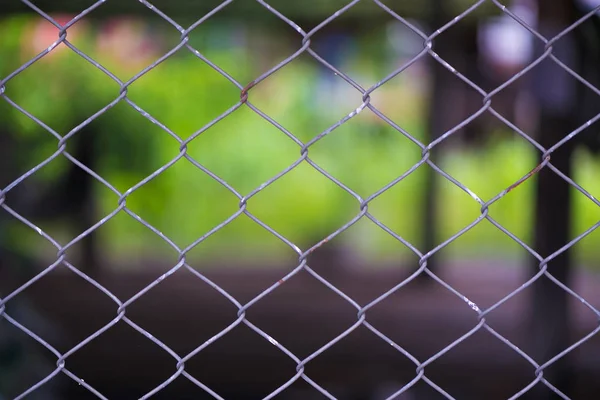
(1, 0), (600, 399)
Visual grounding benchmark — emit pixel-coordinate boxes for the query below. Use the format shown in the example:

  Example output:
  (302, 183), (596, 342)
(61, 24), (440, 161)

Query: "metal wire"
(1, 0), (600, 399)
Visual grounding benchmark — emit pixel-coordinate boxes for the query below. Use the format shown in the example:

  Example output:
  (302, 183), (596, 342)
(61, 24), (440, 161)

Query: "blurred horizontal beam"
(1, 0), (498, 23)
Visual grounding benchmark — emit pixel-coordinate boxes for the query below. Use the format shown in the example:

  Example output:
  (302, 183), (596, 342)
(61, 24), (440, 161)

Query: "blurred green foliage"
(1, 15), (599, 268)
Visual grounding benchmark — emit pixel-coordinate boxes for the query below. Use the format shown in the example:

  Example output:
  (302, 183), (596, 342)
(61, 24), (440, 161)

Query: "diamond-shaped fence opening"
(1, 0), (600, 399)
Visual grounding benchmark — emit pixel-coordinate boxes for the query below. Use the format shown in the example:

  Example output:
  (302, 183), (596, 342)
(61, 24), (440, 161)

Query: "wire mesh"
(1, 0), (600, 399)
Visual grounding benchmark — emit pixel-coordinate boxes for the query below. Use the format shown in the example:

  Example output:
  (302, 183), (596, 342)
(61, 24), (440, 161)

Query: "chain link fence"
(1, 0), (600, 399)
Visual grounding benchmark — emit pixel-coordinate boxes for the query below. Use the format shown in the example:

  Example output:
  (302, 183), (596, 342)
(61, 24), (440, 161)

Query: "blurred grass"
(1, 15), (599, 268)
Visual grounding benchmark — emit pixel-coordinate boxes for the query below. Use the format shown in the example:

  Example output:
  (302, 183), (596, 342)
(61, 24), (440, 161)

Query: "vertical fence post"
(530, 115), (575, 399)
(421, 2), (478, 282)
(529, 0), (578, 397)
(419, 0), (447, 282)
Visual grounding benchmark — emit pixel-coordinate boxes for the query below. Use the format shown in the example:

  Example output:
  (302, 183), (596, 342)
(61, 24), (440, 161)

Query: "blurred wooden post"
(419, 1), (447, 282)
(0, 130), (17, 278)
(420, 3), (479, 281)
(0, 132), (38, 282)
(529, 0), (577, 398)
(529, 116), (575, 400)
(70, 132), (100, 273)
